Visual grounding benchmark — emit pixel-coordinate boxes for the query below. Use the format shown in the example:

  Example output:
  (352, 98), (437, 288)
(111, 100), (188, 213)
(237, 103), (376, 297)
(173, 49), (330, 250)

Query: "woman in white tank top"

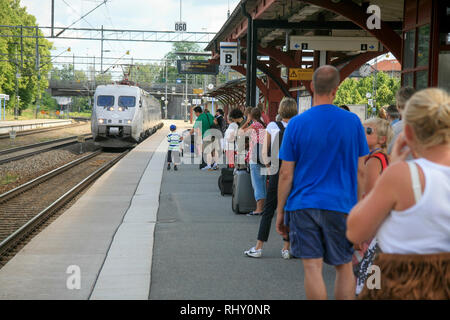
(346, 88), (450, 299)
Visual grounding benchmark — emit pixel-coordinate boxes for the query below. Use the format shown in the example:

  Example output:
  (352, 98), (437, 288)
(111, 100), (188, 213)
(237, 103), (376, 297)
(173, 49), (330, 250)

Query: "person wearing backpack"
(352, 117), (393, 295)
(244, 97), (298, 259)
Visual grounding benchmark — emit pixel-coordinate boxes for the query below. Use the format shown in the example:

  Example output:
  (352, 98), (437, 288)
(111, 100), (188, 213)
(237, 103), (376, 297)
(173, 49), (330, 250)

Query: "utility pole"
(20, 25), (23, 70)
(165, 60), (168, 118)
(100, 25), (104, 73)
(14, 44), (19, 120)
(51, 0), (55, 37)
(35, 26), (41, 118)
(185, 74), (188, 122)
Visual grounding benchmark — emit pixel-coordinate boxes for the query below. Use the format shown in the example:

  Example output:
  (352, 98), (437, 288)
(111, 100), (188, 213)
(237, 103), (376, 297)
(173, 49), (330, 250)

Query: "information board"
(177, 60), (219, 75)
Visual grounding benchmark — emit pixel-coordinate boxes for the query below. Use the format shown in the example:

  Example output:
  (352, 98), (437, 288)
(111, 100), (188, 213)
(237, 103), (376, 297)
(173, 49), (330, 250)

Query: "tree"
(334, 72), (400, 115)
(125, 63), (160, 85)
(0, 0), (53, 115)
(164, 42), (202, 63)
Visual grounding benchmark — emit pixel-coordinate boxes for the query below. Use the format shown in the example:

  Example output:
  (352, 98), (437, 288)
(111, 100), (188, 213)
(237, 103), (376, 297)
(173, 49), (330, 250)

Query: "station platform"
(0, 119), (74, 134)
(0, 119), (336, 300)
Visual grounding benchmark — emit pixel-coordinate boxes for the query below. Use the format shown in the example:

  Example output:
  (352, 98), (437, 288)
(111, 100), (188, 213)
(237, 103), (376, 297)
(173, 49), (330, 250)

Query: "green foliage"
(126, 63), (160, 84)
(0, 0), (53, 115)
(164, 42), (202, 63)
(40, 91), (57, 111)
(71, 97), (92, 113)
(334, 72), (401, 115)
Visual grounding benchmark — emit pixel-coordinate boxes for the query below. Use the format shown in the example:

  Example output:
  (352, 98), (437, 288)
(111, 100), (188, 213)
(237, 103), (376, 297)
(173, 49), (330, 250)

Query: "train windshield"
(97, 95), (115, 107)
(118, 96), (136, 108)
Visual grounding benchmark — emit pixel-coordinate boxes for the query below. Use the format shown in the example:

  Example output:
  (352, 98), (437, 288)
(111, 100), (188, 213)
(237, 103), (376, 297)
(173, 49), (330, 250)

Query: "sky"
(19, 0), (394, 76)
(20, 0), (240, 73)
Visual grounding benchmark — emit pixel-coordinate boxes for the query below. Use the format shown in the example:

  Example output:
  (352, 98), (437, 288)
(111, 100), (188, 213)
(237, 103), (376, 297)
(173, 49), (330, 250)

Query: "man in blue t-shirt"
(276, 65), (369, 300)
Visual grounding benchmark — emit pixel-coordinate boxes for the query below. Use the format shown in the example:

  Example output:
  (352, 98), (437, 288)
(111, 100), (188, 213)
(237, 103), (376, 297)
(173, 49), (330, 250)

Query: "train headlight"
(127, 119), (132, 124)
(118, 107), (124, 112)
(108, 107), (114, 111)
(98, 119), (105, 124)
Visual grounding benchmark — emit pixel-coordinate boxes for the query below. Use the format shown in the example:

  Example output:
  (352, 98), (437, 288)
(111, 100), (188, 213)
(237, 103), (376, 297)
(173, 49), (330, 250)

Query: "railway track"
(0, 149), (128, 266)
(0, 122), (88, 140)
(0, 134), (93, 165)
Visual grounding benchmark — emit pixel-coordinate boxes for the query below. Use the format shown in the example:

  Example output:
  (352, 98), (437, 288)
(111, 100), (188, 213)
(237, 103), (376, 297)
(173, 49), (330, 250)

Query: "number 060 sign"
(175, 22), (187, 32)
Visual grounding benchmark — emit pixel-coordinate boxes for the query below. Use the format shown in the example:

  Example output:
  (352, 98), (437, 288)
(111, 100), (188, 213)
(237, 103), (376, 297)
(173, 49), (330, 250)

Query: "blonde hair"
(404, 88), (450, 148)
(278, 97), (298, 119)
(364, 117), (394, 150)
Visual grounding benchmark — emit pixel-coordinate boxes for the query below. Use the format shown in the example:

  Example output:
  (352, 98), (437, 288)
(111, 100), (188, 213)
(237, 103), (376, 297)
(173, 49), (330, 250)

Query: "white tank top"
(376, 158), (450, 254)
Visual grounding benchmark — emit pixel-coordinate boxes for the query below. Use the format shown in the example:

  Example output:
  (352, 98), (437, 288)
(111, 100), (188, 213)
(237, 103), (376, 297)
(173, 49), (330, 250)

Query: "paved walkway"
(149, 164), (337, 300)
(0, 119), (73, 134)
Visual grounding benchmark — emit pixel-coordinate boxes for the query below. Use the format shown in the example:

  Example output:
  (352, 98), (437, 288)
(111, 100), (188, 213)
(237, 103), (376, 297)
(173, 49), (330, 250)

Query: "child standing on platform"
(167, 124), (183, 171)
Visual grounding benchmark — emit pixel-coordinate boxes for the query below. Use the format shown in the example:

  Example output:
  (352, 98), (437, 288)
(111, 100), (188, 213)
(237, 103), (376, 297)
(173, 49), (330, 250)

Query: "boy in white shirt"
(167, 124), (183, 171)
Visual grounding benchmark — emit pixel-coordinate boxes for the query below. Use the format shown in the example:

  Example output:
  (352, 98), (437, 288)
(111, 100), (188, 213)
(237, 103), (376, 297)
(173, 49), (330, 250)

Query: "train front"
(91, 85), (140, 148)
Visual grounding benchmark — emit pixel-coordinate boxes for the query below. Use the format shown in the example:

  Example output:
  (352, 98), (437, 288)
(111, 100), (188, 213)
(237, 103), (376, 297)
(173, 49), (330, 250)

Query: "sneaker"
(247, 211), (262, 216)
(201, 165), (212, 171)
(244, 247), (262, 258)
(174, 165), (178, 171)
(212, 163), (219, 170)
(167, 164), (171, 170)
(281, 249), (291, 260)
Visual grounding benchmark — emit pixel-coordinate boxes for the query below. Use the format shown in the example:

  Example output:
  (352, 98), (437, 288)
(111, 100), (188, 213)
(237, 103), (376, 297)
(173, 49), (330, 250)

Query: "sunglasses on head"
(365, 127), (374, 135)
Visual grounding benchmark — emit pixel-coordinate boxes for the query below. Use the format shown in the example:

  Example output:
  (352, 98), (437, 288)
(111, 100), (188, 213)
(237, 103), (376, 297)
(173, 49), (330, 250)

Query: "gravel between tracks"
(0, 122), (91, 151)
(0, 149), (91, 194)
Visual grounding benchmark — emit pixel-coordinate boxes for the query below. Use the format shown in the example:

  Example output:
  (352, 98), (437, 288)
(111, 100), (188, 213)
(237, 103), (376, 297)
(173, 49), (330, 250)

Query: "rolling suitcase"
(218, 167), (234, 196)
(231, 169), (256, 214)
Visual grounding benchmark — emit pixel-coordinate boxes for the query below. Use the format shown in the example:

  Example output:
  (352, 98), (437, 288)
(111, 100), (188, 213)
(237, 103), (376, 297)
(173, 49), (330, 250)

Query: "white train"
(91, 83), (163, 148)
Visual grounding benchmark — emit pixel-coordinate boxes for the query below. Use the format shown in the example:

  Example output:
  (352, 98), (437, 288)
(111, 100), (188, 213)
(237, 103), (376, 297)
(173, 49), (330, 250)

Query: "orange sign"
(289, 68), (314, 81)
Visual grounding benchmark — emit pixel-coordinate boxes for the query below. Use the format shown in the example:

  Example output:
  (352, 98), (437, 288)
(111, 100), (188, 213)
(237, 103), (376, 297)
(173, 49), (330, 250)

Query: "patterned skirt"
(358, 252), (450, 300)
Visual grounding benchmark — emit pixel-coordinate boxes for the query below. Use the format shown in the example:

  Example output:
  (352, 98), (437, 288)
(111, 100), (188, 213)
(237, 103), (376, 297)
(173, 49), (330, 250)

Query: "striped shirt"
(168, 132), (181, 151)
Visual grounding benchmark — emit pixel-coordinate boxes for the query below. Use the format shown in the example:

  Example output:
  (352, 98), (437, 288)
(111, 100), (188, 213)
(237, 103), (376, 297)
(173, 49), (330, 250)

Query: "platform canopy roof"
(206, 0), (404, 62)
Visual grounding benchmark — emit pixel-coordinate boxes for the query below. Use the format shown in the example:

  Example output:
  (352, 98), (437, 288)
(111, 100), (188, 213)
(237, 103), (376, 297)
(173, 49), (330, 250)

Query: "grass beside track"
(0, 174), (19, 186)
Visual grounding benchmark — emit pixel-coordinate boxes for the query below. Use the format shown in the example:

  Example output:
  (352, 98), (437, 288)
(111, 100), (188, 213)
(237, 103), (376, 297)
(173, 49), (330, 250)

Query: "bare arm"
(262, 131), (271, 167)
(363, 158), (382, 196)
(347, 163), (402, 244)
(276, 161), (295, 238)
(357, 156), (366, 201)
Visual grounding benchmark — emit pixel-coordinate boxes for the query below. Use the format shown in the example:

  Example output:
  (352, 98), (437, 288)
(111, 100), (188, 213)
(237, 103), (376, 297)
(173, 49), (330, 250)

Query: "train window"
(97, 95), (115, 107)
(118, 96), (136, 108)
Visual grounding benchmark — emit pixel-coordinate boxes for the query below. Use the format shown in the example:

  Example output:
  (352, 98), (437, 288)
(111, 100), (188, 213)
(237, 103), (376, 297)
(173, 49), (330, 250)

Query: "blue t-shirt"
(279, 104), (369, 214)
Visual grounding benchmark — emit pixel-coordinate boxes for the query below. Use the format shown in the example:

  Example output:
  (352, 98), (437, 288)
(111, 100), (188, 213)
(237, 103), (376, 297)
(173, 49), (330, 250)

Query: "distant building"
(371, 60), (401, 78)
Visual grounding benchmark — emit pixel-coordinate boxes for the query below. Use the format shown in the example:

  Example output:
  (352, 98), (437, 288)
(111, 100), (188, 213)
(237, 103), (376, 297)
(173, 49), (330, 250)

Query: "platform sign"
(193, 88), (204, 95)
(290, 36), (379, 52)
(220, 42), (238, 66)
(289, 68), (314, 81)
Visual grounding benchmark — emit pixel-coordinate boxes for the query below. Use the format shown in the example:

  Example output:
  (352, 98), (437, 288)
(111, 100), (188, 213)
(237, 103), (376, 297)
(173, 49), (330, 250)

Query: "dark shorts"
(285, 209), (354, 266)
